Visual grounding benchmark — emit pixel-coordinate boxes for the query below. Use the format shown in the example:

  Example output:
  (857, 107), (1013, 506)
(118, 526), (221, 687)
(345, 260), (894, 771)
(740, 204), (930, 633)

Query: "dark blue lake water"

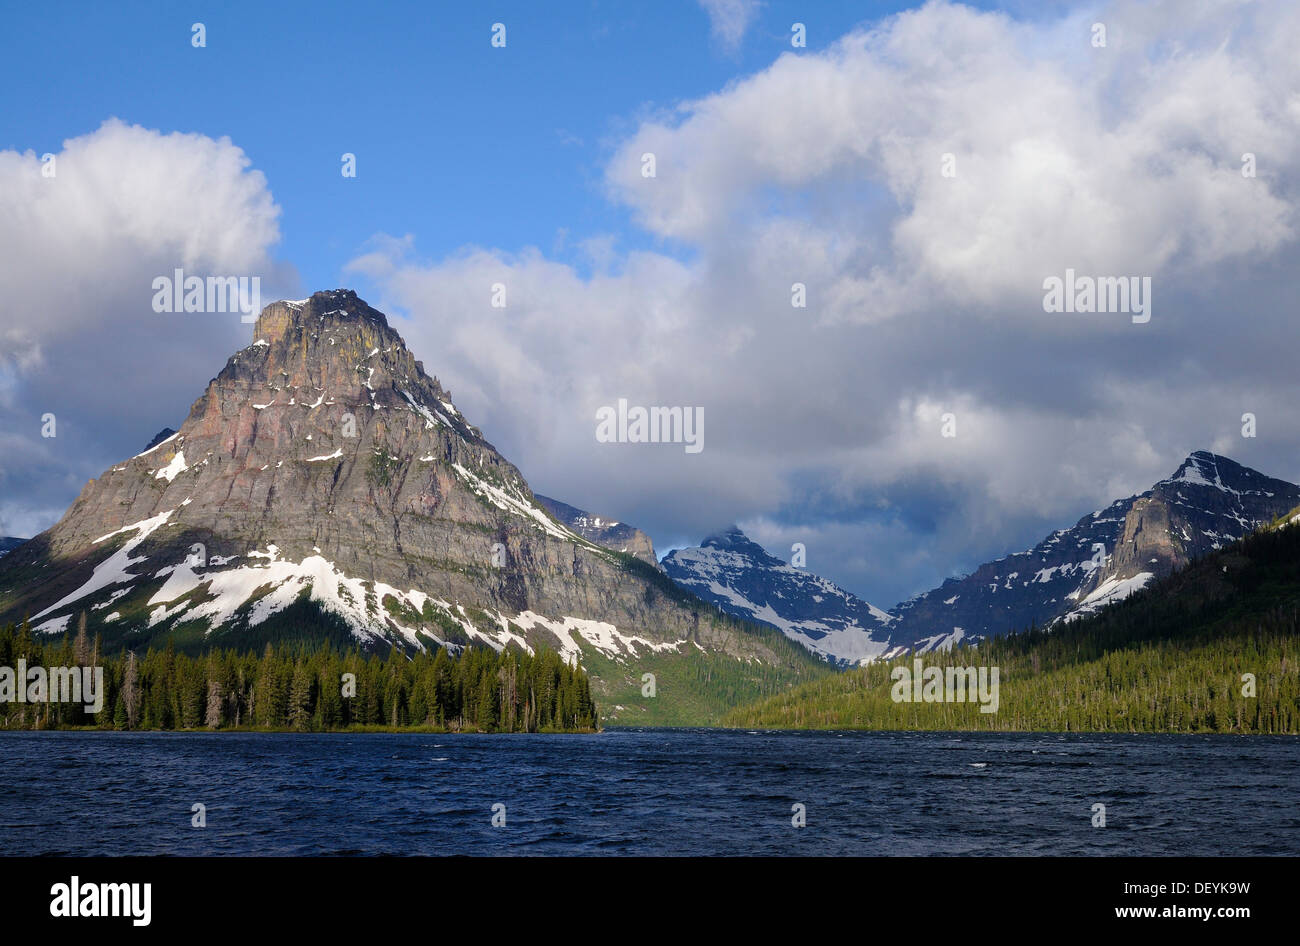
(2, 729), (1296, 855)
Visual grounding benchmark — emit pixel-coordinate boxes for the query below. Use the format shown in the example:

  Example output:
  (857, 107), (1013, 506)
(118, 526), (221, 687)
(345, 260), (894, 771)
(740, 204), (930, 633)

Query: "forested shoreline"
(725, 625), (1300, 732)
(0, 619), (599, 733)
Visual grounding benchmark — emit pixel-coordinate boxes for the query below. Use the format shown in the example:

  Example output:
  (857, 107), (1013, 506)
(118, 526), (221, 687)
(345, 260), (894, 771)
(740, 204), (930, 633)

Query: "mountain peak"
(142, 427), (178, 453)
(213, 287), (478, 443)
(663, 525), (894, 664)
(0, 292), (828, 723)
(1180, 448), (1227, 468)
(255, 289), (386, 344)
(1163, 451), (1286, 495)
(1166, 450), (1224, 486)
(534, 495), (659, 566)
(700, 525), (771, 558)
(884, 450), (1300, 648)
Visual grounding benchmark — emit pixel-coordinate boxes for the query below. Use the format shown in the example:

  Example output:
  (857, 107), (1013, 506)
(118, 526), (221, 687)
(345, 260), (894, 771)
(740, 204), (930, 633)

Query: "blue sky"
(3, 0), (1067, 290)
(6, 0), (903, 288)
(2, 0), (1298, 609)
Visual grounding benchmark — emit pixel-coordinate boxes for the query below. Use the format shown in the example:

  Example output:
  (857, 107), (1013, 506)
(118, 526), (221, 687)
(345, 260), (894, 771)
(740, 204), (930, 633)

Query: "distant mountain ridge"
(887, 451), (1300, 648)
(142, 428), (178, 453)
(0, 538), (24, 559)
(662, 452), (1300, 662)
(725, 493), (1300, 732)
(662, 526), (894, 665)
(534, 495), (658, 566)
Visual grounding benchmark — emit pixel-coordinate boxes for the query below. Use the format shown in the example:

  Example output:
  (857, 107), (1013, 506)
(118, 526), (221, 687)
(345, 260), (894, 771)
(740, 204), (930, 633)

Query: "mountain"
(662, 452), (1299, 664)
(142, 428), (178, 452)
(888, 451), (1300, 649)
(533, 495), (658, 566)
(661, 526), (894, 665)
(0, 538), (25, 559)
(0, 290), (827, 723)
(726, 497), (1300, 732)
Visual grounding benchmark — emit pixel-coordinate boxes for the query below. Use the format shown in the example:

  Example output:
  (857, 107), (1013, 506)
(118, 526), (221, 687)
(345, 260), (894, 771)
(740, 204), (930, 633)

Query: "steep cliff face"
(1113, 452), (1294, 574)
(0, 292), (818, 709)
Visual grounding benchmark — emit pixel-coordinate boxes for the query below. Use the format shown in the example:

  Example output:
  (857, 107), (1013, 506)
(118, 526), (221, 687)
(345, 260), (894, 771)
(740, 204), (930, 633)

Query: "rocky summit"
(662, 526), (894, 665)
(0, 291), (821, 721)
(887, 450), (1300, 650)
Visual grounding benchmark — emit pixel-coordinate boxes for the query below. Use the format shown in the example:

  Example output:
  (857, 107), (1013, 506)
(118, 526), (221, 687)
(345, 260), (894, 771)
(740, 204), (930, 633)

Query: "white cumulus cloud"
(0, 119), (290, 538)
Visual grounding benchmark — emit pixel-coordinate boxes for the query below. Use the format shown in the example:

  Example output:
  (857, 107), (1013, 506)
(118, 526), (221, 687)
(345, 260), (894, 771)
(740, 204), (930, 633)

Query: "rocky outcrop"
(534, 495), (658, 566)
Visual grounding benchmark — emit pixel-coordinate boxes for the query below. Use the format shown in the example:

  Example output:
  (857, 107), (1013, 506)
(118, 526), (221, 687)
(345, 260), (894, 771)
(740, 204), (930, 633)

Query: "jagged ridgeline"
(0, 291), (828, 725)
(664, 455), (1300, 664)
(725, 510), (1300, 733)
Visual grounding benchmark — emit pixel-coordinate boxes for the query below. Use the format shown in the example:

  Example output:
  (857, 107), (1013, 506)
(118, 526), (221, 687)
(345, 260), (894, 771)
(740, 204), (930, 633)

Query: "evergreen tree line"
(0, 617), (598, 732)
(725, 623), (1300, 732)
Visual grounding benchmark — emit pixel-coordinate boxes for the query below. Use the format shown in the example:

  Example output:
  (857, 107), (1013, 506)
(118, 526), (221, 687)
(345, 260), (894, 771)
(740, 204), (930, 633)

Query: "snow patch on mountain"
(154, 450), (188, 482)
(132, 432), (179, 460)
(513, 611), (685, 665)
(1064, 572), (1154, 621)
(32, 509), (177, 623)
(887, 452), (1299, 647)
(452, 464), (589, 545)
(912, 627), (966, 654)
(662, 527), (893, 665)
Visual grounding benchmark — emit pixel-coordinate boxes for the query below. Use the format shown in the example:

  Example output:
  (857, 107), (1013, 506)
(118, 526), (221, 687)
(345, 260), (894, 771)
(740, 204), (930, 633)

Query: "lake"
(2, 729), (1297, 855)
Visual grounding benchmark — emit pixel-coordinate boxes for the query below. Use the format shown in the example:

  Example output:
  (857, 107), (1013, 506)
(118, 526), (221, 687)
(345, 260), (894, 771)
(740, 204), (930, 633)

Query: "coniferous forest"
(0, 619), (598, 733)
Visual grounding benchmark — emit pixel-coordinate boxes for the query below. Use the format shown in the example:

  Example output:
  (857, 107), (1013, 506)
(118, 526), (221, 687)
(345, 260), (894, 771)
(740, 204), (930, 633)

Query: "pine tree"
(205, 679), (224, 729)
(288, 662), (313, 731)
(73, 612), (90, 666)
(476, 674), (497, 731)
(122, 651), (141, 729)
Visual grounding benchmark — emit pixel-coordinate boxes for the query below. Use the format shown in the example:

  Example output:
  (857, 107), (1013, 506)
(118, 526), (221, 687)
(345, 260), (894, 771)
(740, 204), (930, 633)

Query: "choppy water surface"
(2, 729), (1296, 855)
